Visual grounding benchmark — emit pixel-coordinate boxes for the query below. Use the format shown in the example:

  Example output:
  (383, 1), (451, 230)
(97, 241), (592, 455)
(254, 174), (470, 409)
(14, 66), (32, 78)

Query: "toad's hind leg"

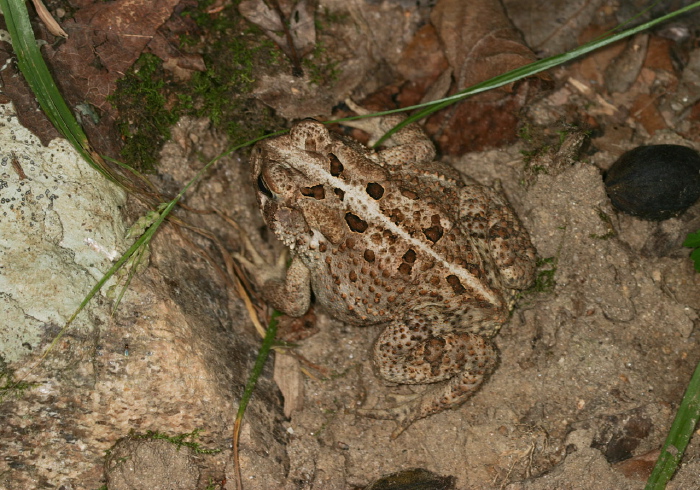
(460, 184), (537, 290)
(358, 319), (497, 438)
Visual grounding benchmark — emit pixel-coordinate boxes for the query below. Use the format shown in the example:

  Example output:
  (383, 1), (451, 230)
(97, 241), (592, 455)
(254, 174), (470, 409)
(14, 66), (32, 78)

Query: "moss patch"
(0, 357), (39, 401)
(109, 53), (179, 173)
(109, 1), (286, 172)
(129, 429), (221, 455)
(109, 1), (351, 172)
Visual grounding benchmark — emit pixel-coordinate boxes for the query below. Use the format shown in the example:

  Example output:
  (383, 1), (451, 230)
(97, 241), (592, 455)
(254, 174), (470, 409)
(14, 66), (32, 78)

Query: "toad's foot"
(357, 366), (495, 439)
(233, 232), (288, 282)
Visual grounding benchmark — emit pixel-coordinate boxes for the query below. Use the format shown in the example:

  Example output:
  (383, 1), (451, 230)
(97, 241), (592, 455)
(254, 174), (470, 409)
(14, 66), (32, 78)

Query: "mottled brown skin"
(239, 111), (536, 437)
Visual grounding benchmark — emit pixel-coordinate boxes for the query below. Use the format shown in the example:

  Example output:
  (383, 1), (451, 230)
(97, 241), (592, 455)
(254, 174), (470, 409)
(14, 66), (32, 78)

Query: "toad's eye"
(257, 173), (273, 198)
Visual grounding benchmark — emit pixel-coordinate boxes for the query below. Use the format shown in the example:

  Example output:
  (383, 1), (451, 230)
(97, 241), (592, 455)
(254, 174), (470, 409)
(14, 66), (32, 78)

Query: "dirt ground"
(2, 0), (700, 489)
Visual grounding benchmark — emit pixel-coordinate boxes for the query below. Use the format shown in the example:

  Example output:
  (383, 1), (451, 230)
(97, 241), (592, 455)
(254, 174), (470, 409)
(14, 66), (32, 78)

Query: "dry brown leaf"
(31, 0), (68, 38)
(394, 24), (450, 108)
(631, 92), (668, 135)
(430, 0), (537, 96)
(612, 449), (659, 481)
(424, 0), (550, 154)
(32, 0), (181, 155)
(604, 34), (649, 94)
(239, 0), (316, 74)
(149, 25), (207, 82)
(396, 24), (449, 86)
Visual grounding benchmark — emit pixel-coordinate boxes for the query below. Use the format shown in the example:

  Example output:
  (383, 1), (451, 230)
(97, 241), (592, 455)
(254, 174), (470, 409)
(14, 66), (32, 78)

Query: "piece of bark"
(239, 0), (317, 75)
(274, 352), (305, 418)
(0, 44), (60, 145)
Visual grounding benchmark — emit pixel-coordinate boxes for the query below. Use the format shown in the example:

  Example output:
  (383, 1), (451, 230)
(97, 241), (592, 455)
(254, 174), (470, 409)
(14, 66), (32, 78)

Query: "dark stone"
(604, 145), (700, 220)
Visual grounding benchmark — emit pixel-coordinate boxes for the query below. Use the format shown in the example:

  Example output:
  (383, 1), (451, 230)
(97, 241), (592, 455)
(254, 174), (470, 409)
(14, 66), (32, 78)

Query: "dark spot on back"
(300, 184), (325, 199)
(366, 183), (384, 200)
(364, 249), (375, 262)
(398, 262), (413, 275)
(402, 249), (416, 263)
(345, 213), (368, 233)
(330, 154), (343, 176)
(423, 222), (443, 243)
(446, 275), (466, 294)
(334, 188), (345, 200)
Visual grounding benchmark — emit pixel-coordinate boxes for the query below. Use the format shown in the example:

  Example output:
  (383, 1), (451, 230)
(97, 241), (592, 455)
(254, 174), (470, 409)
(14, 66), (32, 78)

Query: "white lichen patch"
(0, 102), (127, 362)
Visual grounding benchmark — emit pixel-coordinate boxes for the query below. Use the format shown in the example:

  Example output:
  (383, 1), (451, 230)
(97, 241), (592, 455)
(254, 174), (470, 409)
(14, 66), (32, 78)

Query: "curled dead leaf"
(32, 0), (68, 38)
(430, 0), (538, 96)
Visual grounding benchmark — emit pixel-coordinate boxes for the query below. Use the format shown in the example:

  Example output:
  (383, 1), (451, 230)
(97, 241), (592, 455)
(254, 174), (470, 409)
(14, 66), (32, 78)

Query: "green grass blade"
(371, 1), (700, 146)
(110, 238), (148, 313)
(35, 205), (167, 363)
(0, 0), (117, 183)
(232, 311), (281, 489)
(645, 359), (700, 488)
(236, 311), (281, 421)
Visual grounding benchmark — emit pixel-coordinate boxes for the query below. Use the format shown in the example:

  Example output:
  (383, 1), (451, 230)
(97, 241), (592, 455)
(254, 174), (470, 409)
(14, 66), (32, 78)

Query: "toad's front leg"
(358, 318), (497, 438)
(235, 235), (311, 317)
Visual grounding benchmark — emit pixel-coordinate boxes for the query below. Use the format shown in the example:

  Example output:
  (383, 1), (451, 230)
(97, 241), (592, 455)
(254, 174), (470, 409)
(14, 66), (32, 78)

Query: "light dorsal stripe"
(303, 157), (501, 306)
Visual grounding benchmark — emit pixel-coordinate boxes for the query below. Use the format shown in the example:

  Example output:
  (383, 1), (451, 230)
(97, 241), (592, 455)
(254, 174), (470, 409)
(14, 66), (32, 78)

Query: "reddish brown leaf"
(612, 449), (659, 481)
(631, 92), (668, 135)
(0, 45), (60, 145)
(430, 0), (538, 97)
(396, 24), (447, 82)
(642, 35), (677, 73)
(49, 0), (180, 105)
(31, 0), (180, 154)
(423, 0), (550, 154)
